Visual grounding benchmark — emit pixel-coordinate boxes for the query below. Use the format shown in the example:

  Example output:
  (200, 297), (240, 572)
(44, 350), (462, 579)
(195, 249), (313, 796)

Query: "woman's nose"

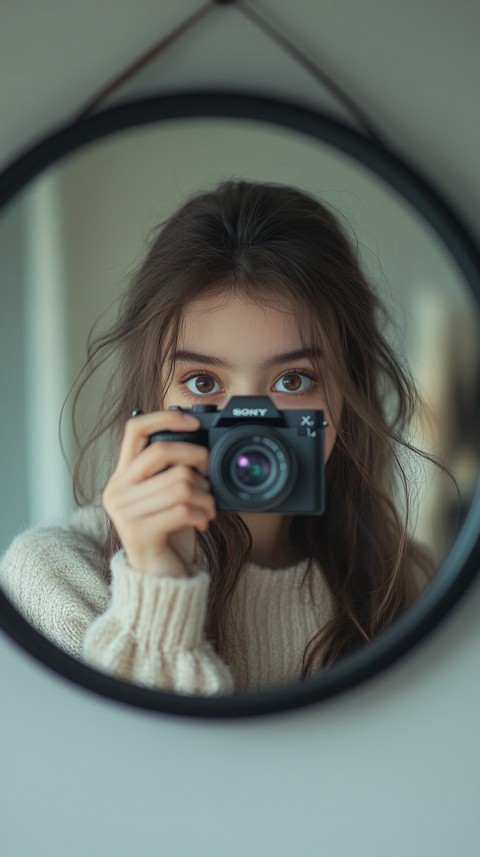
(230, 383), (267, 398)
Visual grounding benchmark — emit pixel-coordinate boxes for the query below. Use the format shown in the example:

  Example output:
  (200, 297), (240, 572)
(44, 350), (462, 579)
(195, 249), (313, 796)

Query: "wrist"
(125, 549), (190, 578)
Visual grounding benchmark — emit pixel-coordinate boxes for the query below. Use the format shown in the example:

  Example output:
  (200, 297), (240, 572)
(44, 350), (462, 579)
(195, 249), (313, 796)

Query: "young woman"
(0, 180), (445, 695)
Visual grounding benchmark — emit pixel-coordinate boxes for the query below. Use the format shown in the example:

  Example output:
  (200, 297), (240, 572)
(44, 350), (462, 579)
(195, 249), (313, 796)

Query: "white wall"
(1, 2), (480, 855)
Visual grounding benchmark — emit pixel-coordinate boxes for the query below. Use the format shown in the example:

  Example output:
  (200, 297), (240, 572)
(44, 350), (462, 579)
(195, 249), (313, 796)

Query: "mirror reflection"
(1, 118), (479, 696)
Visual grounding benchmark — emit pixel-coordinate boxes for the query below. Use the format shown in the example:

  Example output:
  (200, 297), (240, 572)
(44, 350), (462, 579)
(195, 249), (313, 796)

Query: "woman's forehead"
(183, 303), (301, 357)
(179, 290), (309, 335)
(184, 287), (295, 313)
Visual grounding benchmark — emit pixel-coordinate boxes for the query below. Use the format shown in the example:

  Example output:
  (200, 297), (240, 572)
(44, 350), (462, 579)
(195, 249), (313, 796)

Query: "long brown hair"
(69, 179), (456, 674)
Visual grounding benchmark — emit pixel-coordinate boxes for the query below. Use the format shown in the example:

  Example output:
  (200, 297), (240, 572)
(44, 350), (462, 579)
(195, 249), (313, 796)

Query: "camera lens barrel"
(209, 425), (298, 510)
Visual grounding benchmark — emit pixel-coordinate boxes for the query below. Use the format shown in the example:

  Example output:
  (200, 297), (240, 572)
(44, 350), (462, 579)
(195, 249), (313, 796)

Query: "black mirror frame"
(1, 90), (479, 719)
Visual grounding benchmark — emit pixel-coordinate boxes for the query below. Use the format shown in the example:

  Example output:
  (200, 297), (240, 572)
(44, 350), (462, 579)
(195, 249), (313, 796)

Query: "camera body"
(148, 396), (327, 514)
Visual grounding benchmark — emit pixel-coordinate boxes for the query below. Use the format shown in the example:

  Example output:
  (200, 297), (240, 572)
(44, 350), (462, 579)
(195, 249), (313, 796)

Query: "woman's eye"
(273, 372), (314, 394)
(183, 373), (222, 396)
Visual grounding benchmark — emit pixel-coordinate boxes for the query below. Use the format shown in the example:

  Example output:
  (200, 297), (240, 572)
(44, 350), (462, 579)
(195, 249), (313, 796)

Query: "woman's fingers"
(110, 471), (216, 521)
(102, 409), (215, 576)
(116, 409), (201, 470)
(147, 503), (213, 538)
(125, 440), (210, 483)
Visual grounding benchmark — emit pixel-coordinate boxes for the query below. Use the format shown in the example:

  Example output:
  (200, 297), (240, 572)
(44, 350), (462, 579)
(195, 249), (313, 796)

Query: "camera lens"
(228, 442), (279, 497)
(234, 450), (271, 486)
(209, 425), (298, 510)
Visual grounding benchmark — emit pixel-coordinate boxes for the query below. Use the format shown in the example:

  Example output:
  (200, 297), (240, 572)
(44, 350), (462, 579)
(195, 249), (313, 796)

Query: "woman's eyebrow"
(172, 348), (322, 369)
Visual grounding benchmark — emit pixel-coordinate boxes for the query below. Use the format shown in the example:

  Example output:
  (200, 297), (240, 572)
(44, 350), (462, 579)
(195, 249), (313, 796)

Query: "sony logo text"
(232, 408), (268, 417)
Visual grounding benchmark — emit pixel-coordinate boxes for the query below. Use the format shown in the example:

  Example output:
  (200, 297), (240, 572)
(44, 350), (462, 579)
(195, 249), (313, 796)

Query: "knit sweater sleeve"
(83, 550), (234, 694)
(0, 517), (234, 696)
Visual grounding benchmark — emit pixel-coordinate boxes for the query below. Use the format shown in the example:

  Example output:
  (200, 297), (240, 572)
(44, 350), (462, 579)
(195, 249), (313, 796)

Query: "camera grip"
(147, 430), (208, 446)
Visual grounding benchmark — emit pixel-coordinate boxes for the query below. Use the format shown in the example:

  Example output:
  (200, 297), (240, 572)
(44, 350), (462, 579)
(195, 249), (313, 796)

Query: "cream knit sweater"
(0, 506), (333, 695)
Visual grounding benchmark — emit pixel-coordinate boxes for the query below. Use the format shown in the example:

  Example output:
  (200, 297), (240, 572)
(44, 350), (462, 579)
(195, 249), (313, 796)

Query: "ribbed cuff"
(109, 551), (210, 650)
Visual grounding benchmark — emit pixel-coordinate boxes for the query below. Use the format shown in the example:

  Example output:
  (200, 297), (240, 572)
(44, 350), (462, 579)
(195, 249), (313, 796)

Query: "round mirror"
(1, 92), (479, 717)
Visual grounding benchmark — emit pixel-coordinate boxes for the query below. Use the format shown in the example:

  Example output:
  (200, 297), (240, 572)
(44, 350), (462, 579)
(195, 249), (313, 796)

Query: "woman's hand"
(102, 410), (216, 577)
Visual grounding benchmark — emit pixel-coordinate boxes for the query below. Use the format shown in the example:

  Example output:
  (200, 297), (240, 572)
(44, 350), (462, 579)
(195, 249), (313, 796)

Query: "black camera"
(148, 396), (327, 514)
